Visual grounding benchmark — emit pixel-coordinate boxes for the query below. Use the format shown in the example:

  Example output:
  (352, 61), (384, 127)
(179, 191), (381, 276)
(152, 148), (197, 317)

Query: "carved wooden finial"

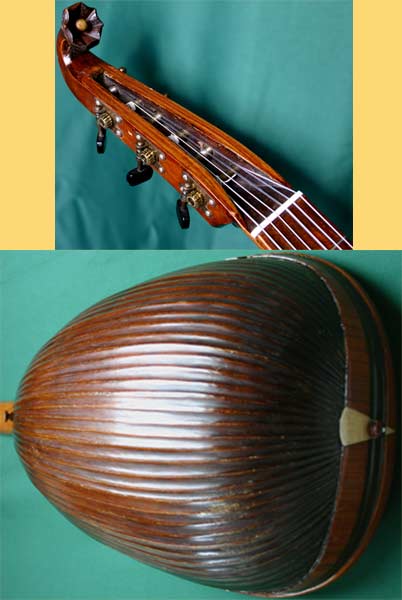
(61, 3), (103, 53)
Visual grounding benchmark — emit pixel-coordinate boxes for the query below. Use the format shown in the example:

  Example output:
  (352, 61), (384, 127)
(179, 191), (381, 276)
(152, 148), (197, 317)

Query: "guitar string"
(196, 147), (337, 249)
(107, 81), (350, 249)
(126, 102), (295, 249)
(132, 103), (322, 249)
(150, 103), (345, 250)
(297, 200), (352, 248)
(147, 106), (325, 249)
(234, 161), (352, 249)
(123, 94), (327, 249)
(192, 138), (351, 250)
(157, 110), (339, 250)
(173, 128), (326, 250)
(230, 162), (352, 248)
(127, 101), (302, 248)
(196, 146), (346, 249)
(126, 98), (329, 249)
(182, 137), (313, 249)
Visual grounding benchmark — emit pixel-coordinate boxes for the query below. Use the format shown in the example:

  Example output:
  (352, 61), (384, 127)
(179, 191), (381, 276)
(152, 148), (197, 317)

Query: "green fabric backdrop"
(0, 250), (400, 599)
(55, 0), (352, 249)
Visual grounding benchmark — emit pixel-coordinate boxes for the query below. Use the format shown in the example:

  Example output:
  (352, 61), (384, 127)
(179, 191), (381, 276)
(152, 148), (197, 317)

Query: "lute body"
(57, 3), (352, 250)
(12, 254), (394, 596)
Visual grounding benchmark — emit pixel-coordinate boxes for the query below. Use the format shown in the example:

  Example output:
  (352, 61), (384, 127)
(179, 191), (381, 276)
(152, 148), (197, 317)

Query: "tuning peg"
(126, 165), (154, 186)
(95, 109), (114, 154)
(96, 124), (106, 153)
(176, 199), (190, 229)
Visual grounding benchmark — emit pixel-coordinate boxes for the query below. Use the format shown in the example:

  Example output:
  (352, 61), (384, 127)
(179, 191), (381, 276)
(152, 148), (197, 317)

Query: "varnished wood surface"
(251, 254), (396, 596)
(284, 255), (396, 595)
(57, 11), (352, 249)
(14, 255), (394, 596)
(57, 33), (245, 235)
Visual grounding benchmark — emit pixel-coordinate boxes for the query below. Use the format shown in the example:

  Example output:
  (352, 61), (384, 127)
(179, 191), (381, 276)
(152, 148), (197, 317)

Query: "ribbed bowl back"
(14, 256), (346, 593)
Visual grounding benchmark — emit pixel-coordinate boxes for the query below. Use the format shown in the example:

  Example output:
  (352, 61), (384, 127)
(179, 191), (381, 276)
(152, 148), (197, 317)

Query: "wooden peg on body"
(0, 402), (14, 434)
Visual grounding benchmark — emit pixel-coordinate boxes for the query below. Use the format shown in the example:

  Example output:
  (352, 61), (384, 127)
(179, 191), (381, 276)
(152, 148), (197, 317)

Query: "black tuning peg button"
(96, 125), (106, 154)
(126, 165), (154, 186)
(176, 199), (190, 229)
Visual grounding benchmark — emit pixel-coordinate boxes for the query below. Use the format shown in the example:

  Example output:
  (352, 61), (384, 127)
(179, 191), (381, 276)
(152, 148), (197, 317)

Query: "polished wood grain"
(57, 4), (352, 249)
(14, 255), (394, 596)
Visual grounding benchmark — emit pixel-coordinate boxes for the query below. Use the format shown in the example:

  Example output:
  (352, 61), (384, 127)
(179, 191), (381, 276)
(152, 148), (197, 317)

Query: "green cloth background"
(0, 250), (400, 599)
(56, 0), (352, 249)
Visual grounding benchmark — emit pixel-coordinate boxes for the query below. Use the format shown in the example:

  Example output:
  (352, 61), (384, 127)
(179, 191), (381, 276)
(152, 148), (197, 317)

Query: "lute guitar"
(57, 3), (352, 250)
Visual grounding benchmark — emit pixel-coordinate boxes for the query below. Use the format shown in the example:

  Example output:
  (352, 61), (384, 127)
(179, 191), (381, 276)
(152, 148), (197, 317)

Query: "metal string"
(196, 147), (332, 249)
(125, 97), (333, 249)
(233, 162), (352, 248)
(161, 121), (319, 248)
(202, 149), (345, 249)
(298, 200), (352, 249)
(105, 78), (350, 248)
(126, 101), (296, 248)
(183, 139), (312, 249)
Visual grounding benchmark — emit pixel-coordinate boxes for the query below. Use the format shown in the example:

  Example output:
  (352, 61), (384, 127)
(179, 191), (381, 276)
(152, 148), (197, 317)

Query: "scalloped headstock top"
(61, 2), (103, 53)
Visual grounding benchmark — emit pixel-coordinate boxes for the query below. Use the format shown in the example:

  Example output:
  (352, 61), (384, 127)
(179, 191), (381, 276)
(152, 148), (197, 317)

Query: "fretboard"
(225, 184), (352, 250)
(201, 157), (352, 250)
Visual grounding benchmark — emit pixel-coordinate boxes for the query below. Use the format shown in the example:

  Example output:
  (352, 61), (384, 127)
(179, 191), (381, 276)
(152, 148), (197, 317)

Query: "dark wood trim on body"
(245, 254), (395, 596)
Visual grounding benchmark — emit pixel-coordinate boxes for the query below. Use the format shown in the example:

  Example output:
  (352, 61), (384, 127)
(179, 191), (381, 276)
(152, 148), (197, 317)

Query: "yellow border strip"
(0, 2), (55, 249)
(354, 0), (402, 249)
